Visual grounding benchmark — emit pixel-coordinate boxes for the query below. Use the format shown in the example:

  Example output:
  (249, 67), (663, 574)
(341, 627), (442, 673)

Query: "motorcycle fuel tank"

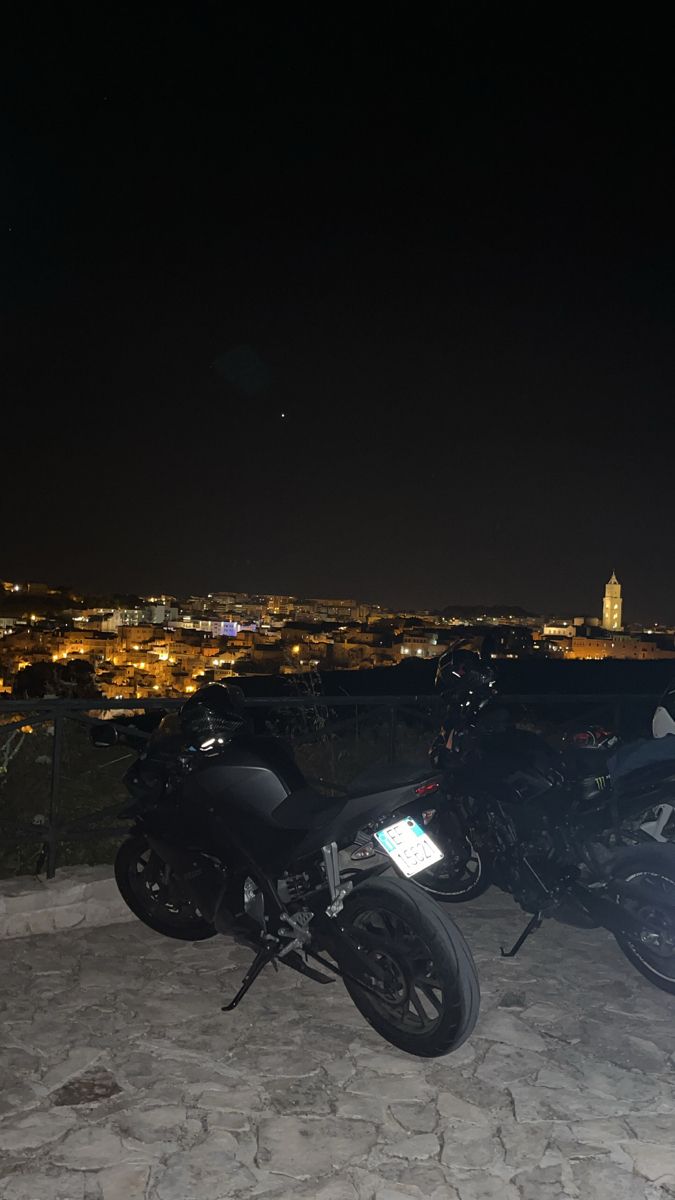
(181, 738), (302, 823)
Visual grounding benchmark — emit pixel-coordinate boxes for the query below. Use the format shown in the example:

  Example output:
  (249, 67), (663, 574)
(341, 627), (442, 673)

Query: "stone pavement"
(2, 890), (675, 1200)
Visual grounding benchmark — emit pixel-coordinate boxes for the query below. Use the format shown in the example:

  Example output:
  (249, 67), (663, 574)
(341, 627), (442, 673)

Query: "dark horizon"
(0, 572), (657, 631)
(3, 8), (674, 619)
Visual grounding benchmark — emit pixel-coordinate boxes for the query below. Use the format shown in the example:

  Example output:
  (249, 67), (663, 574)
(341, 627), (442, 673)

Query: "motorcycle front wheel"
(115, 835), (217, 941)
(611, 845), (675, 994)
(337, 876), (480, 1057)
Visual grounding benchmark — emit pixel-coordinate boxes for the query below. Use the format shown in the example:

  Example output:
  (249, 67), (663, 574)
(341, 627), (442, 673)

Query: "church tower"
(602, 571), (622, 631)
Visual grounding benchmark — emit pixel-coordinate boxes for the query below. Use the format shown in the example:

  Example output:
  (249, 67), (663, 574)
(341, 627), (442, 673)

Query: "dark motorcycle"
(412, 649), (675, 995)
(624, 678), (675, 841)
(551, 686), (675, 844)
(91, 684), (479, 1057)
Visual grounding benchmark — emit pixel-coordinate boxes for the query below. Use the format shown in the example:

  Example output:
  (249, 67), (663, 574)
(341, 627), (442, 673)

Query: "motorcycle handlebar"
(90, 721), (152, 751)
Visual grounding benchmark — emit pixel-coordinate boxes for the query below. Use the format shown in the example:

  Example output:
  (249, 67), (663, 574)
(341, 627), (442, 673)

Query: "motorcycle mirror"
(90, 723), (119, 748)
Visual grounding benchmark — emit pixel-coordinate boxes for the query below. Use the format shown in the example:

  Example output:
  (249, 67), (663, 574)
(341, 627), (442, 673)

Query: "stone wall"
(0, 865), (135, 939)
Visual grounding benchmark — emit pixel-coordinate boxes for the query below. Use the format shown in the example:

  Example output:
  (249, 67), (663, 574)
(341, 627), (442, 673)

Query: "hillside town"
(1, 574), (675, 698)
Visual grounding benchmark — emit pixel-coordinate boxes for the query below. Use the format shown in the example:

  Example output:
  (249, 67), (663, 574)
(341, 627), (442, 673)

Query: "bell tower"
(602, 571), (622, 631)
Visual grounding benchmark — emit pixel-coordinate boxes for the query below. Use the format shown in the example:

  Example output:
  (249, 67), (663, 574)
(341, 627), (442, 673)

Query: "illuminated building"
(602, 572), (623, 631)
(543, 622), (575, 639)
(398, 634), (444, 660)
(566, 634), (675, 661)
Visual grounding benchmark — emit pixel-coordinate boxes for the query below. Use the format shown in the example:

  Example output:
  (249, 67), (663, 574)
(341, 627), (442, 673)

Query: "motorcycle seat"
(613, 760), (675, 797)
(267, 786), (343, 832)
(346, 762), (435, 796)
(269, 764), (435, 833)
(274, 771), (442, 861)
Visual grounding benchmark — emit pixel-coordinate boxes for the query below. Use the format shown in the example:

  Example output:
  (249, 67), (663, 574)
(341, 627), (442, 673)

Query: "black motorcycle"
(91, 684), (479, 1057)
(411, 649), (675, 995)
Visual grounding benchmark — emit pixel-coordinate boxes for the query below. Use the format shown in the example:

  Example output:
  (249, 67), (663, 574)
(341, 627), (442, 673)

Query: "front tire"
(338, 876), (480, 1056)
(611, 845), (675, 994)
(115, 835), (217, 941)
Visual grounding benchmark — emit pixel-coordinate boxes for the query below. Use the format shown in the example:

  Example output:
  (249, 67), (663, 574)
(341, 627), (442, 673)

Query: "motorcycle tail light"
(415, 781), (440, 797)
(351, 842), (376, 861)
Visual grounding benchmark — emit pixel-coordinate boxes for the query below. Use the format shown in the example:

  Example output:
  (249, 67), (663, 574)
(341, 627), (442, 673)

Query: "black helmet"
(435, 647), (496, 707)
(180, 683), (246, 749)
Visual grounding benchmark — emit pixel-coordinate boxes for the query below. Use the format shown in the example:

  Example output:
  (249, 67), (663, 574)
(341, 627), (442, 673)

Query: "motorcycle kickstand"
(500, 911), (543, 958)
(222, 943), (278, 1012)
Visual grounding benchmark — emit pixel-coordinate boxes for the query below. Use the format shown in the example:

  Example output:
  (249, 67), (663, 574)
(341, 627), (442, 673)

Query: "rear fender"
(317, 917), (390, 985)
(372, 789), (443, 836)
(291, 784), (424, 861)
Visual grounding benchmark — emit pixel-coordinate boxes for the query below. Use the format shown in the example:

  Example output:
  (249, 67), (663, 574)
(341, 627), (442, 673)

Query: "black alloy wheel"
(339, 876), (479, 1056)
(115, 835), (217, 941)
(612, 845), (675, 994)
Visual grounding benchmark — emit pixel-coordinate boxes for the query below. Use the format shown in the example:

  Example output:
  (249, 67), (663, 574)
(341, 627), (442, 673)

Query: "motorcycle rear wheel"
(115, 835), (217, 941)
(339, 876), (480, 1057)
(413, 833), (491, 902)
(611, 845), (675, 994)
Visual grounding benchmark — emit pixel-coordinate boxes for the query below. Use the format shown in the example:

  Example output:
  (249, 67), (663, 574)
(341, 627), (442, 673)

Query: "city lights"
(2, 574), (674, 699)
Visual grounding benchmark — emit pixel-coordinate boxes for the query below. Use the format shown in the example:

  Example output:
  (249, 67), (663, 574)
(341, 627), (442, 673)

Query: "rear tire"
(413, 831), (492, 902)
(115, 835), (217, 941)
(610, 845), (675, 994)
(338, 876), (480, 1057)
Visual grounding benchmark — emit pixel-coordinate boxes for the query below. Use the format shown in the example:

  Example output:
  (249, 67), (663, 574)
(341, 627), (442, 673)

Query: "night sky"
(3, 7), (674, 619)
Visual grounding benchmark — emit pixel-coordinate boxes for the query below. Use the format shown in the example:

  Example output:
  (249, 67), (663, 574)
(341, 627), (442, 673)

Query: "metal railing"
(0, 692), (659, 879)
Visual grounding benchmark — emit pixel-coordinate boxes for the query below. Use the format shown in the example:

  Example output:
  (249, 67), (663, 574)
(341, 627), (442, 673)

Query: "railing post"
(613, 695), (623, 738)
(329, 724), (337, 782)
(47, 714), (63, 879)
(388, 704), (397, 763)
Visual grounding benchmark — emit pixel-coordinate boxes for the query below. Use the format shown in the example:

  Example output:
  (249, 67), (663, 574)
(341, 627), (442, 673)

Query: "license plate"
(375, 817), (444, 877)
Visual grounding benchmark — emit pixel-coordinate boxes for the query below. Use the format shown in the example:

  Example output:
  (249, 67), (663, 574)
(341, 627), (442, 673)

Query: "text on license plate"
(374, 817), (444, 877)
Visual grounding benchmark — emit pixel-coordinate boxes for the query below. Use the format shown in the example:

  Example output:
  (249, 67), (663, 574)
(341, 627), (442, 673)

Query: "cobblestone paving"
(2, 891), (675, 1199)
